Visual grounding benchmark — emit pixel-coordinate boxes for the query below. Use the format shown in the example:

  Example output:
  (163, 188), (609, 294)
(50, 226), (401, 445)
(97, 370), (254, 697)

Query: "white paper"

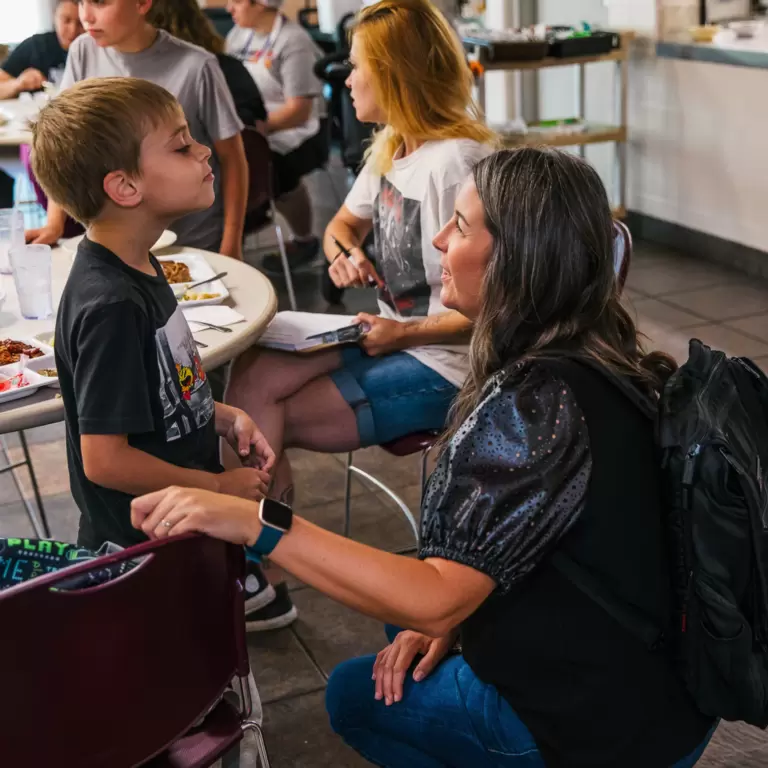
(258, 311), (356, 351)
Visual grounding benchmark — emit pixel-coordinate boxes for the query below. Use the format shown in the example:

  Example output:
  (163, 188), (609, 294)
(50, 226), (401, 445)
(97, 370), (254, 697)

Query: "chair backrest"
(0, 534), (247, 768)
(613, 219), (632, 292)
(242, 126), (274, 214)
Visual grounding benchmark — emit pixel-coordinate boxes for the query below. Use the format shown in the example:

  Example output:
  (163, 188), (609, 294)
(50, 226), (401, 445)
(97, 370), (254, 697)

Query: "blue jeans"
(329, 347), (457, 447)
(326, 626), (715, 767)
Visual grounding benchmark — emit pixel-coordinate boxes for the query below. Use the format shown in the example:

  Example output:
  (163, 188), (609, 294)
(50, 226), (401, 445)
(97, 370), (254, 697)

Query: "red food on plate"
(0, 372), (29, 393)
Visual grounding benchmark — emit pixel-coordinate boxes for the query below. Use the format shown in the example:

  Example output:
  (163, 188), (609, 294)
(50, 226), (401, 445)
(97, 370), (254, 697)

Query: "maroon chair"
(241, 126), (297, 310)
(0, 533), (269, 768)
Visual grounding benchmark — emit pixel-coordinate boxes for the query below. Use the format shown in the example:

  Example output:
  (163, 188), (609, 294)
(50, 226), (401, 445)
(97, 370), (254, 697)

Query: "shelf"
(500, 125), (626, 148)
(479, 47), (626, 72)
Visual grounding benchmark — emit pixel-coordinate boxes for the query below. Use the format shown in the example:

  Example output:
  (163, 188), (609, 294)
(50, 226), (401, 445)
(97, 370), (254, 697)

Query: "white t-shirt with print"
(344, 138), (492, 388)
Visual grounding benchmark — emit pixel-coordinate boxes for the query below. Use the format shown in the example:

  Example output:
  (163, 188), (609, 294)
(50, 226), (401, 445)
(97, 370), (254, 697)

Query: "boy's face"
(79, 0), (152, 48)
(132, 117), (216, 221)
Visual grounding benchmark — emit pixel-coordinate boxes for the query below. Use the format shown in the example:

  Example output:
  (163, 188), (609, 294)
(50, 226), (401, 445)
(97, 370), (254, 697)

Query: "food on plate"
(0, 339), (44, 366)
(37, 368), (57, 377)
(0, 372), (29, 394)
(181, 292), (221, 302)
(161, 261), (192, 284)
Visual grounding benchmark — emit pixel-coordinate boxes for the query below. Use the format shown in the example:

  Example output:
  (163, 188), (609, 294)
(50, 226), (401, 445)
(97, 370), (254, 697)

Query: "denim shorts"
(329, 348), (458, 447)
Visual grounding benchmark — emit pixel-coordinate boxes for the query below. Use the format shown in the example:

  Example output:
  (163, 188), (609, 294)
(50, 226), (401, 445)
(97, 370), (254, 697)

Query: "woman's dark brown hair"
(147, 0), (225, 55)
(445, 147), (676, 439)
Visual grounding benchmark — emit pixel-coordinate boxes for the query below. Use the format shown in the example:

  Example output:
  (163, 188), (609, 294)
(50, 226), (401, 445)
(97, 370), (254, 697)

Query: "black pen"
(330, 235), (377, 287)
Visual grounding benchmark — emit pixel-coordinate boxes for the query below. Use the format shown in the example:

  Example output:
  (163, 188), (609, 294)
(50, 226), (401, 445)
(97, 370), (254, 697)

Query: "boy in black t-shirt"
(31, 77), (282, 622)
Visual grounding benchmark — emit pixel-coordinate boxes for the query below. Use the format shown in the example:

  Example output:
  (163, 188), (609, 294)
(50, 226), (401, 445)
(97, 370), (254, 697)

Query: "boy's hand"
(223, 410), (276, 472)
(217, 467), (270, 501)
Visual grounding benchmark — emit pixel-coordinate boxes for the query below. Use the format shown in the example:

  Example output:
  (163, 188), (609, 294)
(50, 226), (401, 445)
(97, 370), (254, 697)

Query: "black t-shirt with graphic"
(2, 32), (68, 84)
(55, 238), (220, 550)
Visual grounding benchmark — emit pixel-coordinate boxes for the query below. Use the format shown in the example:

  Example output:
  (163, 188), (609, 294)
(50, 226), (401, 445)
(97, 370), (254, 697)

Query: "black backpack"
(552, 339), (768, 727)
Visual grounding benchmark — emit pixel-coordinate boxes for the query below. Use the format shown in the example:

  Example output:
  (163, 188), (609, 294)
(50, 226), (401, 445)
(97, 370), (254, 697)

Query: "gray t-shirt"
(61, 31), (243, 251)
(225, 20), (324, 119)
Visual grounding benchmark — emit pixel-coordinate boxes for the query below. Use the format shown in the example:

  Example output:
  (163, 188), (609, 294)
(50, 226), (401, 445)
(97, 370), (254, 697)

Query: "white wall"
(1, 0), (56, 44)
(627, 50), (768, 252)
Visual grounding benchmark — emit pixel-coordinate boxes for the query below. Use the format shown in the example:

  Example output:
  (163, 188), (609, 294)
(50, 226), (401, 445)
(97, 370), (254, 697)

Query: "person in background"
(226, 0), (494, 513)
(25, 0), (248, 261)
(0, 0), (82, 99)
(226, 0), (327, 273)
(147, 0), (267, 127)
(132, 148), (716, 768)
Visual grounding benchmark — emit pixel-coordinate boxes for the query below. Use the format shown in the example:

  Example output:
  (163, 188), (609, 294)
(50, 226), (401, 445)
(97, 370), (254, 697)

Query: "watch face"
(260, 498), (293, 532)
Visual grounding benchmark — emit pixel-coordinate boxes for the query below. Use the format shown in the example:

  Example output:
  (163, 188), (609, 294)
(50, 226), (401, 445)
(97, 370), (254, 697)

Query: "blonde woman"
(227, 0), (494, 555)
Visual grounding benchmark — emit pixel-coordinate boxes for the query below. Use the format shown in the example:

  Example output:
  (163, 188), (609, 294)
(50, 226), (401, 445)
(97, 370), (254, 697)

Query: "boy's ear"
(103, 170), (143, 210)
(138, 0), (154, 18)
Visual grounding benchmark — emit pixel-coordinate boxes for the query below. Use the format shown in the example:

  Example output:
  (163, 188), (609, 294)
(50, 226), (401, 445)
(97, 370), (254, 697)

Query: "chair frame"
(0, 431), (50, 538)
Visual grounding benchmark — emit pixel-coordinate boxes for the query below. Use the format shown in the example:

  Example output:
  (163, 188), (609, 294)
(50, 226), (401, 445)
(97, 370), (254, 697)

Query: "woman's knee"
(325, 656), (377, 735)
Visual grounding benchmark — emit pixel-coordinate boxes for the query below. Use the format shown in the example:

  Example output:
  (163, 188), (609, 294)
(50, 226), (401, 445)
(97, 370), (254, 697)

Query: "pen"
(330, 235), (378, 287)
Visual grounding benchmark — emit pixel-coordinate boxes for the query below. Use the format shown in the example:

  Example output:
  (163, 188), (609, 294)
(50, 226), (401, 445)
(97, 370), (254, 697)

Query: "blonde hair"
(31, 77), (182, 225)
(352, 0), (496, 175)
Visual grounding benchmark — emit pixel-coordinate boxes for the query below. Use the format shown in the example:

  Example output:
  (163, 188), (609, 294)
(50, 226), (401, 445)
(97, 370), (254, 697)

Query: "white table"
(0, 245), (278, 434)
(0, 97), (37, 147)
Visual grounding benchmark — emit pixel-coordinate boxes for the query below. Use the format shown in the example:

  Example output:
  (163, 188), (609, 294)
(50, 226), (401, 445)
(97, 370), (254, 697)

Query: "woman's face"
(346, 36), (385, 125)
(433, 178), (494, 320)
(227, 0), (269, 29)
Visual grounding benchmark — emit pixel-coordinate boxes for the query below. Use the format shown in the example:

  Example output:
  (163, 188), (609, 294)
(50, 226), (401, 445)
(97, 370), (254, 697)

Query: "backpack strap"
(551, 551), (665, 651)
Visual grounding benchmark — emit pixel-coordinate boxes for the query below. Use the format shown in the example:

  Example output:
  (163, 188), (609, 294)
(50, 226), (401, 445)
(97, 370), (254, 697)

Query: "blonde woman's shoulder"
(425, 138), (494, 189)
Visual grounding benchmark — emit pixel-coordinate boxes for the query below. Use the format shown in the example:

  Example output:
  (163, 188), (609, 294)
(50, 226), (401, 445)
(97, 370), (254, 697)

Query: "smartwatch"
(247, 498), (293, 561)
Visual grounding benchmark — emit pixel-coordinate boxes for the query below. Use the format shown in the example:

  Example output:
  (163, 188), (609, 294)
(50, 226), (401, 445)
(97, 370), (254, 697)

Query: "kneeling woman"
(132, 148), (715, 768)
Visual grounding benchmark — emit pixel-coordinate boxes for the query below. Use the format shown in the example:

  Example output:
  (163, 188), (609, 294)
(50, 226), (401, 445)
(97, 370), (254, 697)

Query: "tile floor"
(2, 156), (768, 765)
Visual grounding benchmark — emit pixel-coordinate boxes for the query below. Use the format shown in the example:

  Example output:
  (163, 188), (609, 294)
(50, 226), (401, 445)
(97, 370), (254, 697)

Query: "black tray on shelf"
(547, 30), (619, 58)
(462, 36), (549, 62)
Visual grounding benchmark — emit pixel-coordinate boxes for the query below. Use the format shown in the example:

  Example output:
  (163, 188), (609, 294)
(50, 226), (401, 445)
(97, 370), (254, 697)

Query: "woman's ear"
(103, 170), (143, 210)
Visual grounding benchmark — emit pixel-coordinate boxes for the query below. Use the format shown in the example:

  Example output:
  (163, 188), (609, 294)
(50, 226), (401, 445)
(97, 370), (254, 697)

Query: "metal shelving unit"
(465, 34), (634, 218)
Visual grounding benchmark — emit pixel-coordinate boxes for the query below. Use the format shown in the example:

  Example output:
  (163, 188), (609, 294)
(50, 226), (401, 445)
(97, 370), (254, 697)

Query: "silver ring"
(162, 519), (172, 528)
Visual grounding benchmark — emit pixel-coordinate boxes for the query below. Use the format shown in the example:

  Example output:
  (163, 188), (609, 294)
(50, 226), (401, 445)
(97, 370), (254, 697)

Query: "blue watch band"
(245, 525), (284, 563)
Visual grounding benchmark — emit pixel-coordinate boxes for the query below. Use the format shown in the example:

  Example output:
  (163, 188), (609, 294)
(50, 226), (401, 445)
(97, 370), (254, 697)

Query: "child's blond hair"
(32, 77), (182, 225)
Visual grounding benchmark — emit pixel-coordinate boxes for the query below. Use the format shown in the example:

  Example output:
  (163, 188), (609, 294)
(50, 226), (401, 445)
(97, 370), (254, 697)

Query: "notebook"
(258, 311), (361, 353)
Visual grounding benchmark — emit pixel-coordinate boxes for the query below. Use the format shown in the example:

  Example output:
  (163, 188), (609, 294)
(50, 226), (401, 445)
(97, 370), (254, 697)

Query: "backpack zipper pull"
(682, 444), (701, 509)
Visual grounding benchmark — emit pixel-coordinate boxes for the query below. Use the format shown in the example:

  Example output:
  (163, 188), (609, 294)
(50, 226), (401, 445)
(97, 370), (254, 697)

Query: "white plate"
(156, 252), (229, 308)
(0, 365), (53, 404)
(62, 229), (177, 256)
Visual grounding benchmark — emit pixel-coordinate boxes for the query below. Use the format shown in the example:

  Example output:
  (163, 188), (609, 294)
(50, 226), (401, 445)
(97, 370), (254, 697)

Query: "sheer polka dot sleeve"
(419, 362), (591, 592)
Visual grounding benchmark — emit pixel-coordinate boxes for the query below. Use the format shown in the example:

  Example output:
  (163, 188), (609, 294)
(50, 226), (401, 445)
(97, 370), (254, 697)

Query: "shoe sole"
(245, 605), (299, 633)
(243, 583), (276, 613)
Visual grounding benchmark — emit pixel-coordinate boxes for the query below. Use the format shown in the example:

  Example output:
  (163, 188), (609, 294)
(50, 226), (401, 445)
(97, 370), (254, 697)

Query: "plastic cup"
(0, 209), (24, 275)
(10, 244), (53, 320)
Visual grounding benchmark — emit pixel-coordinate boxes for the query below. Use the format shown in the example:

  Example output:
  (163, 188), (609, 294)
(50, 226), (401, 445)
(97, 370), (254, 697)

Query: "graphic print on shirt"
(155, 306), (215, 442)
(372, 178), (430, 317)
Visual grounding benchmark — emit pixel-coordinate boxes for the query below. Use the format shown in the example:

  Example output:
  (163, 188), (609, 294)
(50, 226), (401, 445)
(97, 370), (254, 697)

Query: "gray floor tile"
(631, 297), (709, 329)
(260, 691), (369, 768)
(291, 589), (385, 677)
(725, 314), (768, 341)
(626, 260), (746, 298)
(699, 721), (768, 766)
(0, 490), (79, 541)
(663, 284), (768, 323)
(247, 626), (326, 705)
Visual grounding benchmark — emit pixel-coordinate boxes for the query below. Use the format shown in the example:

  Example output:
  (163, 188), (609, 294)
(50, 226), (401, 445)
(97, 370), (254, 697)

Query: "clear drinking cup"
(10, 244), (53, 320)
(0, 209), (24, 275)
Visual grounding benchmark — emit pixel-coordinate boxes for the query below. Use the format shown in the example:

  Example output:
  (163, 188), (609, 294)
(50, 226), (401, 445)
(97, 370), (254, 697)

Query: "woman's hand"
(328, 248), (384, 289)
(131, 486), (263, 545)
(372, 629), (459, 705)
(223, 409), (276, 472)
(357, 313), (406, 356)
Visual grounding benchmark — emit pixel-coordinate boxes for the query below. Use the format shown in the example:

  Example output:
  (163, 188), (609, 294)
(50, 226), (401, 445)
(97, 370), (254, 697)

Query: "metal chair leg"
(242, 721), (271, 768)
(0, 432), (50, 538)
(343, 451), (353, 538)
(269, 199), (297, 311)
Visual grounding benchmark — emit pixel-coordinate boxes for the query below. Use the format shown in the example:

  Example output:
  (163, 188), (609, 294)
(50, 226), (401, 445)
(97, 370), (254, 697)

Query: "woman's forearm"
(398, 311), (473, 347)
(323, 220), (363, 262)
(268, 516), (493, 637)
(266, 99), (312, 133)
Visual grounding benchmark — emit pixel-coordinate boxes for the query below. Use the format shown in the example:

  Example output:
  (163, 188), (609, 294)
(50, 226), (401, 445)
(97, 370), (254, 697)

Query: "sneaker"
(260, 236), (321, 275)
(244, 560), (276, 613)
(245, 581), (298, 632)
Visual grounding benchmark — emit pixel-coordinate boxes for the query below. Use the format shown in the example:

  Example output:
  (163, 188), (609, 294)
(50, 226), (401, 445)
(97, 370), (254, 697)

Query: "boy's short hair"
(31, 77), (183, 225)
